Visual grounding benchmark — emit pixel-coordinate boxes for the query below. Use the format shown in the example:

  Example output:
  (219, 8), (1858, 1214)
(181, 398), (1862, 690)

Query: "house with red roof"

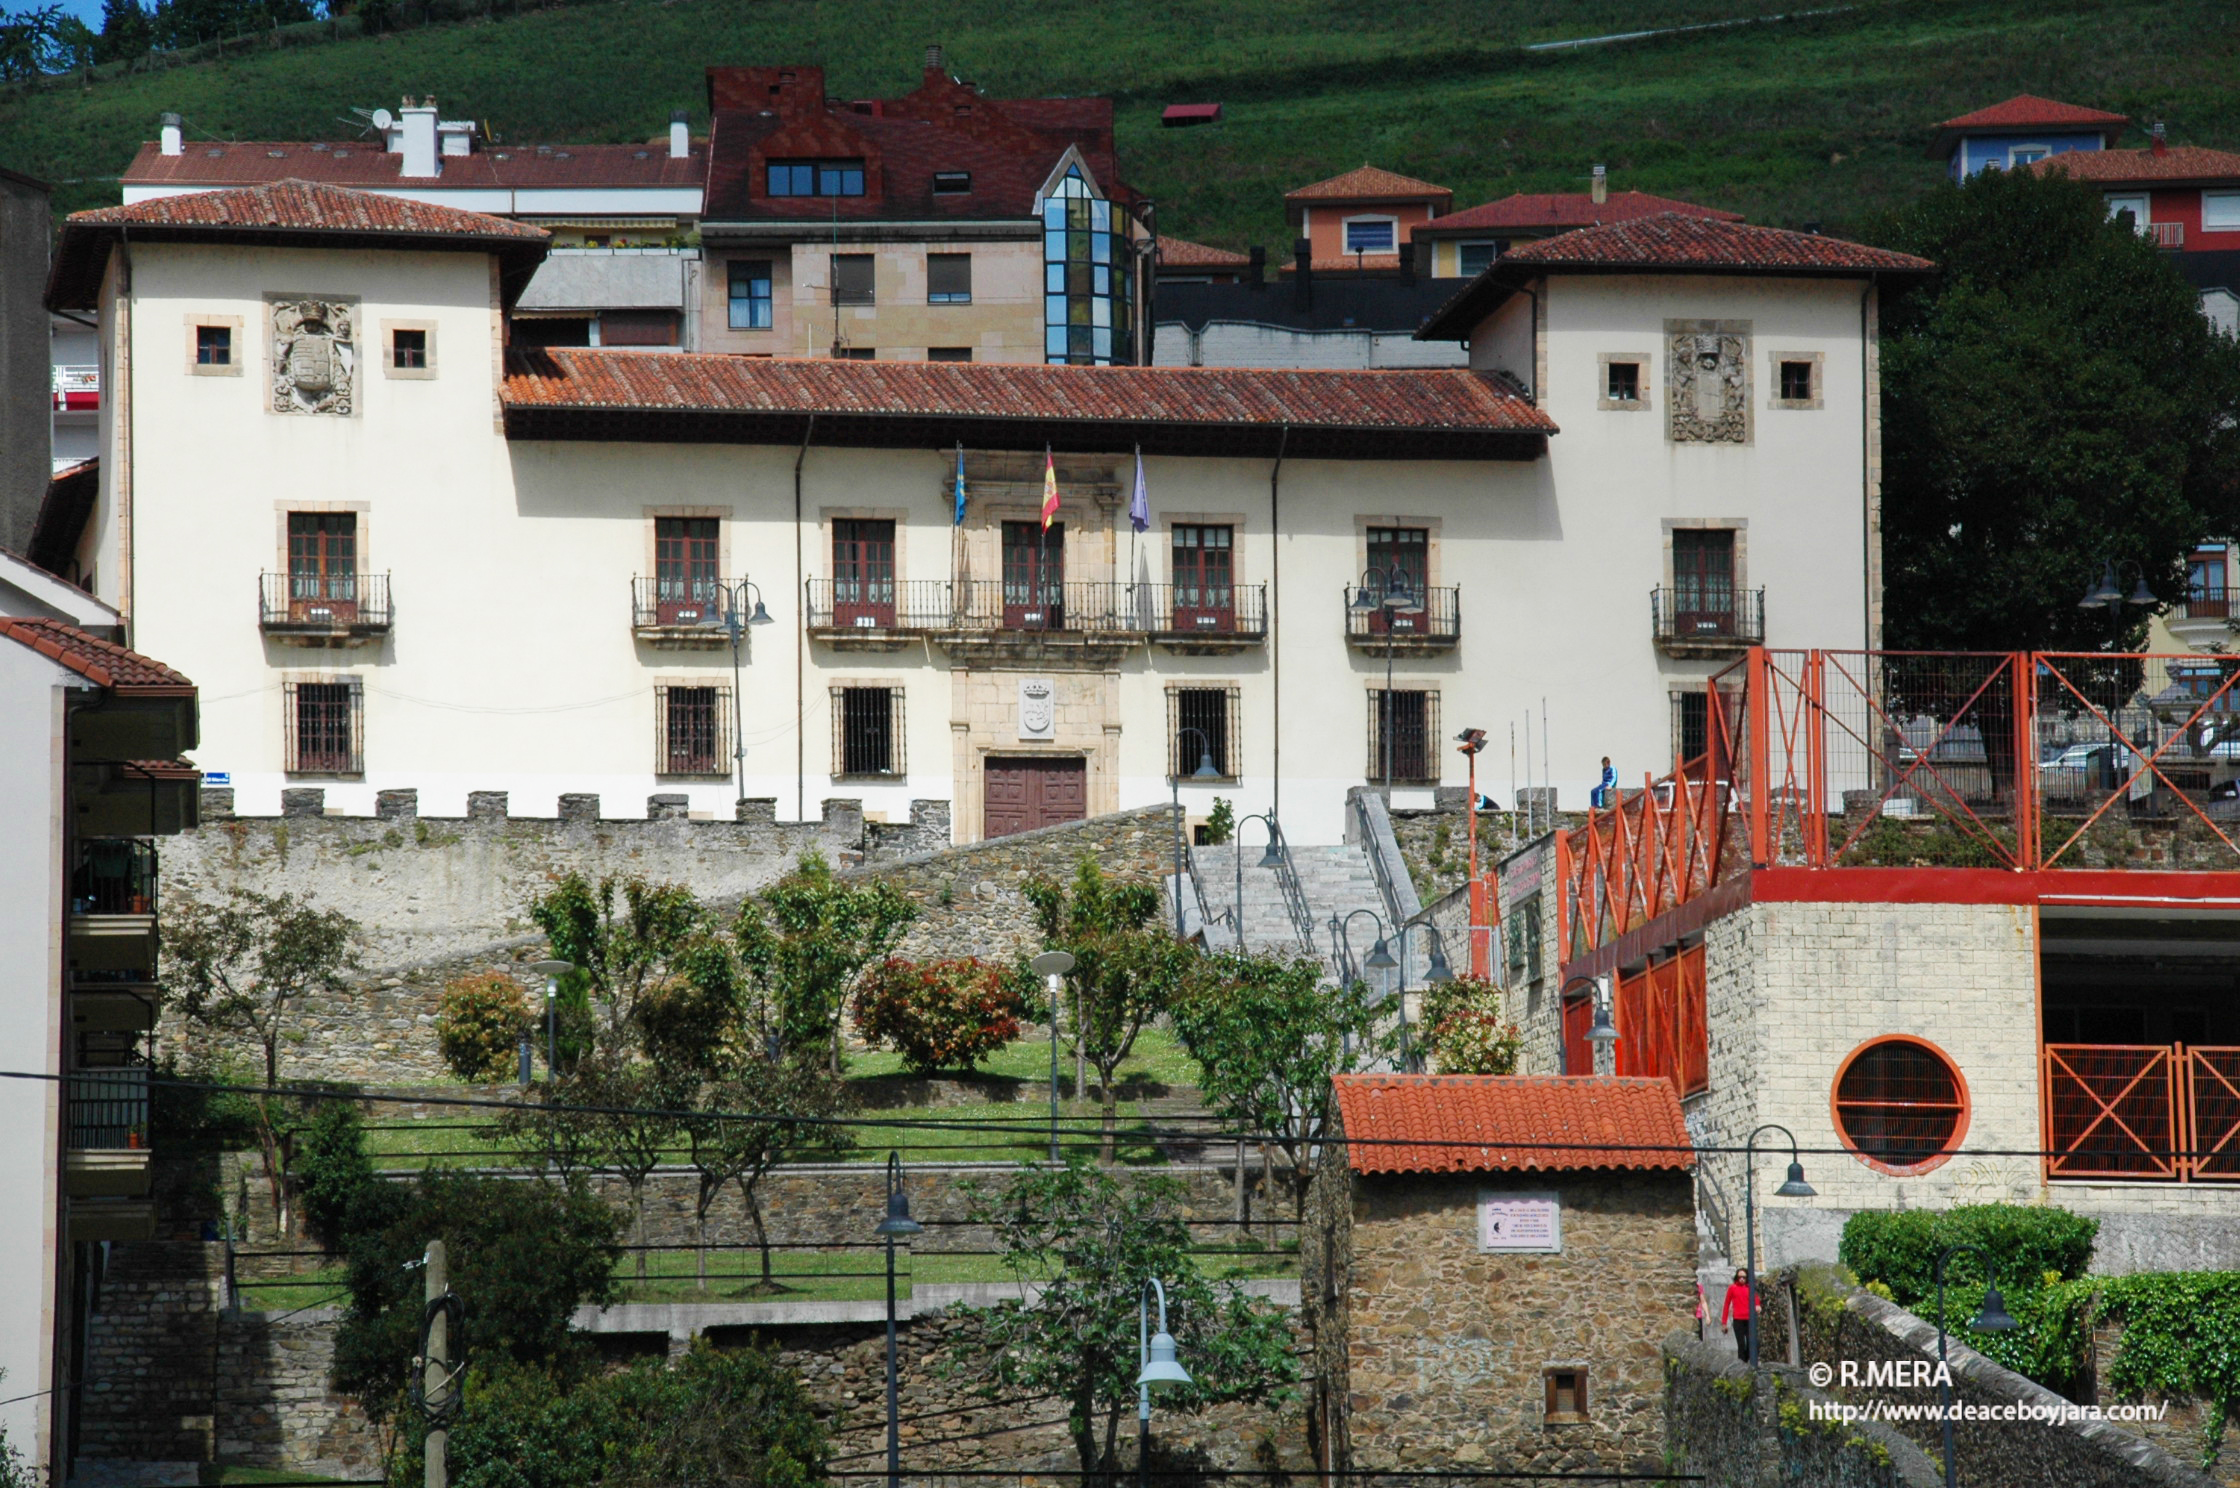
(1413, 168), (1742, 279)
(2031, 130), (2240, 339)
(1282, 164), (1452, 275)
(0, 550), (199, 1483)
(1928, 93), (2129, 180)
(1304, 1074), (1694, 1475)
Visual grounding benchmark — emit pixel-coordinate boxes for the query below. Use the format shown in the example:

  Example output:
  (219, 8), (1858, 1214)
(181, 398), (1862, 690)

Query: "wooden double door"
(984, 756), (1087, 839)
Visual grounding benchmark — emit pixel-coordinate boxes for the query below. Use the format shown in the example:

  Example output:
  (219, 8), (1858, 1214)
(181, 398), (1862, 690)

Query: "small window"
(285, 678), (363, 775)
(196, 325), (231, 366)
(1606, 361), (1640, 402)
(2206, 192), (2240, 232)
(1456, 240), (1503, 277)
(932, 171), (971, 195)
(1343, 218), (1396, 254)
(2009, 145), (2050, 166)
(657, 685), (730, 776)
(728, 259), (774, 331)
(1779, 360), (1815, 402)
(1833, 1036), (1968, 1173)
(1675, 690), (1710, 765)
(836, 347), (876, 361)
(1367, 687), (1437, 785)
(927, 347), (973, 362)
(927, 253), (973, 304)
(833, 254), (876, 307)
(767, 158), (865, 197)
(834, 686), (904, 776)
(1544, 1368), (1589, 1424)
(391, 328), (427, 370)
(1168, 685), (1238, 779)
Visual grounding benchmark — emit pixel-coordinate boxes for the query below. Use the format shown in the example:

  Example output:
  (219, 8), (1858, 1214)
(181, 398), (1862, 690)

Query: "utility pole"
(424, 1239), (448, 1488)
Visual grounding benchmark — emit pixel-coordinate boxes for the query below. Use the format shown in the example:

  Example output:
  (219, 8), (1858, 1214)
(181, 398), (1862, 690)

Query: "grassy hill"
(3, 0), (2238, 250)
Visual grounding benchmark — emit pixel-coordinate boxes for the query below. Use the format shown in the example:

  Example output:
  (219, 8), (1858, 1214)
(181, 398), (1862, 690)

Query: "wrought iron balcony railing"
(1344, 585), (1461, 643)
(71, 838), (157, 917)
(1650, 586), (1765, 647)
(259, 572), (392, 635)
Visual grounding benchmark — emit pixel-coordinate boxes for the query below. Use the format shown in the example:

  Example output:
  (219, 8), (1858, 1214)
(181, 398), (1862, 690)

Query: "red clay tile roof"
(1285, 165), (1451, 204)
(1332, 1074), (1693, 1175)
(2032, 144), (2240, 185)
(501, 349), (1554, 460)
(1936, 95), (2129, 132)
(0, 617), (194, 695)
(1497, 214), (1933, 272)
(1162, 104), (1223, 125)
(48, 181), (550, 310)
(120, 140), (707, 193)
(1276, 254), (1405, 274)
(1423, 190), (1742, 234)
(1158, 235), (1251, 268)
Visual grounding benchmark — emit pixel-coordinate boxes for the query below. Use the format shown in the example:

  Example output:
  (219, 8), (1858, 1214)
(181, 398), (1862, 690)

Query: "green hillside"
(3, 0), (2238, 251)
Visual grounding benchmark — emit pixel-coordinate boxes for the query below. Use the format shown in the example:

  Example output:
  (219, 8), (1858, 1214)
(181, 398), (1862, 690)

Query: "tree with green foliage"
(1024, 856), (1197, 1159)
(2096, 1272), (2240, 1470)
(679, 1059), (853, 1291)
(434, 969), (535, 1083)
(851, 956), (1025, 1075)
(529, 872), (739, 1066)
(733, 851), (917, 1071)
(1871, 166), (2240, 655)
(1171, 950), (1390, 1218)
(332, 1166), (622, 1432)
(91, 0), (150, 60)
(438, 1343), (827, 1488)
(956, 1161), (1298, 1481)
(1416, 974), (1522, 1076)
(292, 1099), (376, 1247)
(164, 888), (360, 1234)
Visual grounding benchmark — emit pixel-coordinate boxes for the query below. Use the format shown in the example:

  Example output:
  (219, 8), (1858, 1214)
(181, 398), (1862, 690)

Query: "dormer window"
(767, 159), (866, 197)
(1343, 218), (1397, 254)
(933, 171), (971, 195)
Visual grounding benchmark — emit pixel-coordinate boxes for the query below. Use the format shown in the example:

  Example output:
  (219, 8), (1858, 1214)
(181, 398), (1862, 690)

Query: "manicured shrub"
(1839, 1204), (2098, 1305)
(851, 957), (1024, 1074)
(1417, 974), (1520, 1075)
(434, 970), (533, 1083)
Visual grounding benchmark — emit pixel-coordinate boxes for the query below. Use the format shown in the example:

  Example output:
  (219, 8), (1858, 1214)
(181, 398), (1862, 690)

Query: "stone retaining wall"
(1661, 1329), (1938, 1488)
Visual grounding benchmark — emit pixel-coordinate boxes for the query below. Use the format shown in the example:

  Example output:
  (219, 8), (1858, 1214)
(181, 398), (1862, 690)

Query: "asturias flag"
(954, 442), (967, 526)
(1041, 448), (1060, 530)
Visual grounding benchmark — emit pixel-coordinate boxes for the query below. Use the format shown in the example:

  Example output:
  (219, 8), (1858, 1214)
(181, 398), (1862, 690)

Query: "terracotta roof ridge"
(0, 615), (195, 692)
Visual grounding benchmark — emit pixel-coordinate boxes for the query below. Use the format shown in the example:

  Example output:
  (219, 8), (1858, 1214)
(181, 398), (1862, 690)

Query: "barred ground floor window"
(1367, 686), (1438, 784)
(833, 685), (905, 776)
(656, 683), (733, 776)
(284, 676), (363, 774)
(1166, 684), (1239, 778)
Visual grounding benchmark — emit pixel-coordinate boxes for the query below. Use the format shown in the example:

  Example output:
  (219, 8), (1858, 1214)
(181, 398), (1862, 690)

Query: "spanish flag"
(1041, 447), (1060, 530)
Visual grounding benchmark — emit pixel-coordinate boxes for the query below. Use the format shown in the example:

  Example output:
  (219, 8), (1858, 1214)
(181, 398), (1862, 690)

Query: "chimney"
(1292, 237), (1313, 310)
(924, 43), (944, 72)
(1591, 164), (1607, 205)
(1248, 244), (1266, 289)
(159, 111), (183, 156)
(2152, 122), (2168, 157)
(669, 109), (690, 159)
(399, 98), (440, 178)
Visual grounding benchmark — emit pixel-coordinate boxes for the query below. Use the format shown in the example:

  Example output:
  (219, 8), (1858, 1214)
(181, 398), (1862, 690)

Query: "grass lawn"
(844, 1025), (1203, 1091)
(610, 1242), (1297, 1305)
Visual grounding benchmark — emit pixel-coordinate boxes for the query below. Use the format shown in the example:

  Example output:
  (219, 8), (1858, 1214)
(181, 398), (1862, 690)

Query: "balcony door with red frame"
(1673, 530), (1736, 636)
(2189, 546), (2230, 619)
(1171, 524), (1235, 633)
(833, 519), (897, 628)
(288, 513), (358, 621)
(1003, 521), (1063, 630)
(655, 517), (720, 625)
(1365, 527), (1428, 636)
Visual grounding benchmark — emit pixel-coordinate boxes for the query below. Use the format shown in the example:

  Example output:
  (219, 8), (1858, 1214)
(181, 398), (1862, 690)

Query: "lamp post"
(2077, 560), (2157, 649)
(1169, 725), (1222, 937)
(1333, 908), (1402, 1066)
(1135, 1277), (1193, 1488)
(874, 1152), (923, 1488)
(1029, 950), (1075, 1164)
(1740, 1124), (1816, 1369)
(1234, 810), (1280, 951)
(702, 578), (775, 811)
(1559, 974), (1618, 1074)
(1933, 1242), (2019, 1488)
(1455, 728), (1489, 976)
(1353, 564), (1422, 789)
(528, 959), (572, 1080)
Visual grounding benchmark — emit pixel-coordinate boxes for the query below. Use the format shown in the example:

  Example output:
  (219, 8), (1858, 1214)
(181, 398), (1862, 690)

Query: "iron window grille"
(1166, 685), (1239, 778)
(655, 684), (732, 776)
(833, 686), (905, 777)
(284, 677), (364, 774)
(1674, 690), (1710, 765)
(1366, 687), (1438, 784)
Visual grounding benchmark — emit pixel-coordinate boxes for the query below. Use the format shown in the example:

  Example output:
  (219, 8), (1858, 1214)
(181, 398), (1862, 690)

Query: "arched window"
(1831, 1036), (1969, 1175)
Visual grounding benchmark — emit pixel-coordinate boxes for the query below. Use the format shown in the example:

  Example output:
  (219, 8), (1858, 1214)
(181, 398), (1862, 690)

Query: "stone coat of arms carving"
(1018, 677), (1057, 740)
(1666, 319), (1750, 445)
(270, 298), (356, 416)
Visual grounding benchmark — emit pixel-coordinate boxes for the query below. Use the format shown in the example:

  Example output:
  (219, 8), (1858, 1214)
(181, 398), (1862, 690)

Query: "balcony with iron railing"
(66, 1062), (152, 1198)
(1135, 582), (1268, 650)
(1343, 585), (1461, 651)
(259, 572), (392, 646)
(803, 579), (1271, 654)
(1650, 586), (1765, 655)
(631, 576), (745, 648)
(70, 838), (159, 974)
(2167, 583), (2232, 651)
(805, 579), (957, 649)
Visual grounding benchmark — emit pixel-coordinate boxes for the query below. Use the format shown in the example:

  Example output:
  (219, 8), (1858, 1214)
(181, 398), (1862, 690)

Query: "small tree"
(529, 872), (735, 1059)
(852, 957), (1025, 1075)
(1416, 974), (1522, 1076)
(733, 852), (918, 1071)
(1171, 951), (1391, 1218)
(1025, 857), (1195, 1159)
(434, 970), (534, 1084)
(565, 1054), (690, 1281)
(164, 888), (359, 1234)
(956, 1161), (1297, 1480)
(679, 1060), (854, 1291)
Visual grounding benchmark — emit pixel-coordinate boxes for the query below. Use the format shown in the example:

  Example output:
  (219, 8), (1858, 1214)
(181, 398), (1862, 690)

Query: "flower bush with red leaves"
(851, 957), (1026, 1074)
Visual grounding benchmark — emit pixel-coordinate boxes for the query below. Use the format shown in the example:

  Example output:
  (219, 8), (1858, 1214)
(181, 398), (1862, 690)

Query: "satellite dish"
(371, 108), (394, 131)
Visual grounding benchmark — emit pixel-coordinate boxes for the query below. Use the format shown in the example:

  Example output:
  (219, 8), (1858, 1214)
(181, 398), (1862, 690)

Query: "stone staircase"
(1170, 839), (1396, 979)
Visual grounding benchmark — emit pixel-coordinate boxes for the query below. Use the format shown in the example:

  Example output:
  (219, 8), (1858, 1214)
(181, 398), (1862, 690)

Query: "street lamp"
(1455, 727), (1490, 976)
(1168, 725), (1222, 937)
(1135, 1277), (1193, 1488)
(1933, 1242), (2018, 1488)
(1740, 1124), (1815, 1369)
(1029, 950), (1075, 1164)
(1233, 811), (1281, 951)
(2078, 559), (2157, 650)
(1559, 974), (1618, 1071)
(528, 959), (572, 1079)
(1334, 909), (1417, 1067)
(1354, 564), (1423, 790)
(873, 1152), (922, 1488)
(699, 579), (776, 811)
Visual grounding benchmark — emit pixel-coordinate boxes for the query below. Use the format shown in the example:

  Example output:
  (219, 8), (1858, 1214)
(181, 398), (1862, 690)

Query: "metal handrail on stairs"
(1263, 815), (1318, 952)
(1182, 842), (1230, 947)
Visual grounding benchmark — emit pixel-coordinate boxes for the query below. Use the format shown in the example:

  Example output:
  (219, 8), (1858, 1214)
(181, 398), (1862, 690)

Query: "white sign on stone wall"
(1478, 1190), (1561, 1253)
(1018, 677), (1057, 740)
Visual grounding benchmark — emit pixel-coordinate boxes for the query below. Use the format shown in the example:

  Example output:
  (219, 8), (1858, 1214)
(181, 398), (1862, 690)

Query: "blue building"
(1928, 94), (2129, 180)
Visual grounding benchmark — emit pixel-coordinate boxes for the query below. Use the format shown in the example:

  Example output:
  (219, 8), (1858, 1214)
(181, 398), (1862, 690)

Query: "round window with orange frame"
(1831, 1036), (1970, 1175)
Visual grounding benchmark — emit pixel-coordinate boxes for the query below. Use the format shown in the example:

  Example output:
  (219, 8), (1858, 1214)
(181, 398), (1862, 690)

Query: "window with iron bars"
(1165, 685), (1239, 778)
(656, 684), (732, 776)
(283, 677), (363, 774)
(832, 686), (905, 776)
(1366, 687), (1438, 784)
(1673, 690), (1710, 766)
